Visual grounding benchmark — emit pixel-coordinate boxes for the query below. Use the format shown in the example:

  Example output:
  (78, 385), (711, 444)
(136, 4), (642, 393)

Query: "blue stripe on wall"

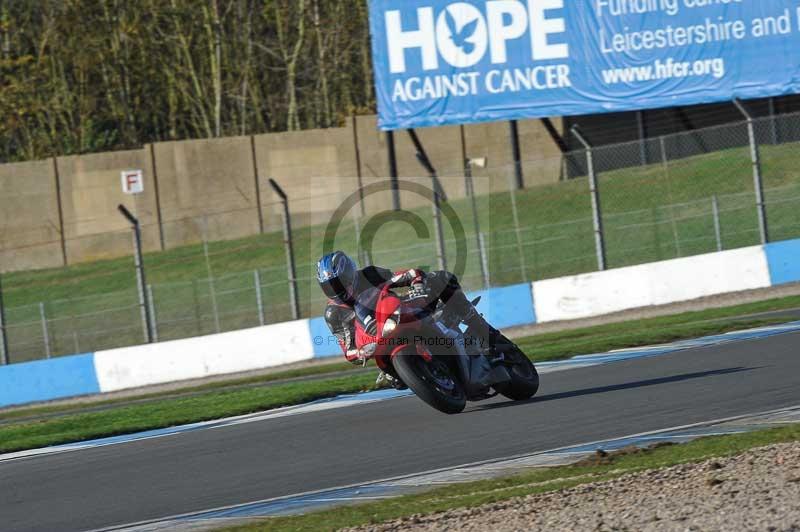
(0, 353), (100, 408)
(765, 239), (800, 286)
(467, 283), (537, 329)
(309, 317), (343, 358)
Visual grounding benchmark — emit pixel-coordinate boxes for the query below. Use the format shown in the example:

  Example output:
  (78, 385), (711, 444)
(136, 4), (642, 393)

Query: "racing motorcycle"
(355, 283), (539, 414)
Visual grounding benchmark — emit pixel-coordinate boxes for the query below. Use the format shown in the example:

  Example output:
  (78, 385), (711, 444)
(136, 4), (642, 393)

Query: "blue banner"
(369, 1), (800, 130)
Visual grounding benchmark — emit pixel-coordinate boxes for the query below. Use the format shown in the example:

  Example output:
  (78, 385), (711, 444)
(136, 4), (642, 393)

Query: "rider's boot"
(437, 282), (510, 363)
(462, 308), (505, 362)
(376, 370), (408, 390)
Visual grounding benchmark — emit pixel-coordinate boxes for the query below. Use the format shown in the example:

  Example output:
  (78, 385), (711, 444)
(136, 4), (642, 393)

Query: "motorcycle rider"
(317, 251), (506, 386)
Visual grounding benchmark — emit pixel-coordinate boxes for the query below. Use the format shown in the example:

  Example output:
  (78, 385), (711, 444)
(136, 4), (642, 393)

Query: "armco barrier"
(93, 319), (316, 393)
(466, 283), (536, 329)
(531, 245), (772, 323)
(2, 238), (798, 409)
(764, 239), (800, 286)
(0, 319), (318, 408)
(310, 316), (342, 358)
(0, 354), (99, 408)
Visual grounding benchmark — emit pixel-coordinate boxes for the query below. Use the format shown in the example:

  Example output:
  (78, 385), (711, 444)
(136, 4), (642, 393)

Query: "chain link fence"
(2, 111), (800, 364)
(563, 112), (800, 271)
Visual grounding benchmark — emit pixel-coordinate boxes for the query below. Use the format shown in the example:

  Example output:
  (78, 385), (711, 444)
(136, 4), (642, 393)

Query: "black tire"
(393, 351), (467, 414)
(497, 346), (540, 401)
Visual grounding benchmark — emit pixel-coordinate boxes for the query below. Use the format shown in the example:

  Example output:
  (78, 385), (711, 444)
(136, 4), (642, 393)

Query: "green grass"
(221, 423), (800, 532)
(1, 293), (798, 454)
(0, 373), (377, 454)
(0, 360), (357, 424)
(2, 140), (799, 361)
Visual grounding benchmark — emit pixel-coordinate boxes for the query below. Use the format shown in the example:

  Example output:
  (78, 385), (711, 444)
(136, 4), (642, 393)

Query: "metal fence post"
(431, 182), (447, 272)
(191, 279), (202, 335)
(465, 160), (489, 289)
(0, 272), (8, 365)
(636, 110), (648, 166)
(39, 302), (51, 359)
(712, 195), (723, 252)
(352, 210), (374, 267)
(660, 137), (681, 258)
(571, 126), (607, 271)
(203, 240), (221, 333)
(668, 204), (682, 258)
(208, 276), (220, 333)
(147, 285), (158, 342)
(650, 207), (662, 260)
(254, 270), (265, 326)
(409, 129), (447, 271)
(353, 215), (365, 267)
(117, 205), (154, 343)
(768, 97), (779, 145)
(508, 182), (528, 280)
(734, 99), (769, 245)
(478, 232), (490, 288)
(269, 179), (301, 320)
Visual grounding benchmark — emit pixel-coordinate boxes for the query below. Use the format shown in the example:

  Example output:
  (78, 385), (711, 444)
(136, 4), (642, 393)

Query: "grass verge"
(0, 360), (357, 423)
(222, 423), (800, 532)
(0, 294), (798, 453)
(0, 374), (376, 454)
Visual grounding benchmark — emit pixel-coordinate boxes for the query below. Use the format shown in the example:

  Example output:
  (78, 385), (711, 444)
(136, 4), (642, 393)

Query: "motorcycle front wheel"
(393, 351), (467, 414)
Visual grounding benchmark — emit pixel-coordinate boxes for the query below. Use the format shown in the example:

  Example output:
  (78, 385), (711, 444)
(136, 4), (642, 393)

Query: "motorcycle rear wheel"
(393, 351), (467, 414)
(497, 346), (540, 401)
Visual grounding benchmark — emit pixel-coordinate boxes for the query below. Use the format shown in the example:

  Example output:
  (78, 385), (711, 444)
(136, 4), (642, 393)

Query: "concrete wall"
(57, 149), (161, 261)
(253, 123), (361, 230)
(0, 115), (566, 272)
(154, 136), (260, 247)
(464, 118), (564, 191)
(0, 159), (63, 272)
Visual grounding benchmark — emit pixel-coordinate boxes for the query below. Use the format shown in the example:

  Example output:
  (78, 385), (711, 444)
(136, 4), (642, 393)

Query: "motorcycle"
(355, 283), (539, 414)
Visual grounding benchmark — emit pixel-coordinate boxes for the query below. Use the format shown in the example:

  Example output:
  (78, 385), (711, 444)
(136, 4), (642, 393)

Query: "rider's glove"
(409, 269), (428, 305)
(389, 268), (424, 287)
(390, 269), (428, 305)
(345, 343), (377, 366)
(345, 348), (363, 365)
(407, 280), (428, 305)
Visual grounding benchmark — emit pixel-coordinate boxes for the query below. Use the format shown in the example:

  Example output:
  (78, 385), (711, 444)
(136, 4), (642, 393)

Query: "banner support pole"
(387, 131), (400, 211)
(509, 120), (524, 190)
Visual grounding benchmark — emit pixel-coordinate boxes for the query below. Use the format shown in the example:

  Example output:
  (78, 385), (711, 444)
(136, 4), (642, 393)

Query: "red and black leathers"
(323, 267), (501, 364)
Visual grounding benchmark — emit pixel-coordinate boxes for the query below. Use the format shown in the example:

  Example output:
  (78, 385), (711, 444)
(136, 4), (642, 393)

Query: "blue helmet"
(317, 251), (357, 304)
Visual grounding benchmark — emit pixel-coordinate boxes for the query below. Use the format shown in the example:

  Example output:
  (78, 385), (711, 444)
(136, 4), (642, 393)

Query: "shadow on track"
(470, 366), (760, 413)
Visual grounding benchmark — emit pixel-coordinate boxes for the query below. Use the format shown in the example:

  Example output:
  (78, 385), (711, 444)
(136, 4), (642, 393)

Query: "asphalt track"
(2, 331), (799, 532)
